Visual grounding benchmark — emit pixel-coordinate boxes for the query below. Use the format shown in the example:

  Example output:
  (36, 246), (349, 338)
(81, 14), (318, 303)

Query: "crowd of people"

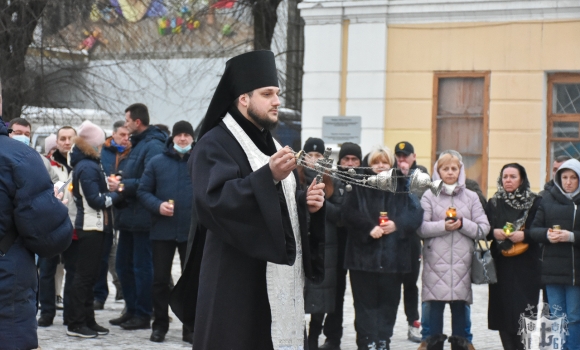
(1, 49), (579, 350)
(0, 103), (197, 347)
(299, 136), (580, 350)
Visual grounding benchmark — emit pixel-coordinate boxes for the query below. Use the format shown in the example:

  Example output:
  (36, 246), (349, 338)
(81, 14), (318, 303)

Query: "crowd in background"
(300, 137), (580, 350)
(6, 103), (195, 344)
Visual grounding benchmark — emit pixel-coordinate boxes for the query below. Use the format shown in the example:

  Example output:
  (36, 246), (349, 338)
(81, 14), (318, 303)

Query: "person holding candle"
(66, 120), (123, 338)
(342, 146), (423, 350)
(531, 159), (580, 350)
(417, 151), (489, 350)
(485, 163), (541, 350)
(137, 120), (195, 343)
(107, 103), (167, 330)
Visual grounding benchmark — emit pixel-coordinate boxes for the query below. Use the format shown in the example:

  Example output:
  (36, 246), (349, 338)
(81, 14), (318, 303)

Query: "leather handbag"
(472, 226), (497, 284)
(501, 223), (529, 257)
(501, 242), (529, 257)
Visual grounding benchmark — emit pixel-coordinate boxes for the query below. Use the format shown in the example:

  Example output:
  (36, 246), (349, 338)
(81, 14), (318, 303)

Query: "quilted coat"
(418, 162), (490, 304)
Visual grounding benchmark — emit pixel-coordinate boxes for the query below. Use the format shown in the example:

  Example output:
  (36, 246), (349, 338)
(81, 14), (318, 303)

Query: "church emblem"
(398, 142), (405, 150)
(518, 303), (568, 350)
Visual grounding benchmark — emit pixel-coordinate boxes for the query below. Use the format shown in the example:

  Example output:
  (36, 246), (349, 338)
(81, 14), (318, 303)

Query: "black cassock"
(171, 119), (325, 349)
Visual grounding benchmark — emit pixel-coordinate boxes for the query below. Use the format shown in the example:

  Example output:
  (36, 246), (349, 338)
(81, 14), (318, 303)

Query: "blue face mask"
(173, 143), (191, 154)
(111, 139), (126, 153)
(12, 135), (30, 146)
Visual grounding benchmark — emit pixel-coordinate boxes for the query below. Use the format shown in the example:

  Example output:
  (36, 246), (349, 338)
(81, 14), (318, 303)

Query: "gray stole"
(222, 114), (305, 350)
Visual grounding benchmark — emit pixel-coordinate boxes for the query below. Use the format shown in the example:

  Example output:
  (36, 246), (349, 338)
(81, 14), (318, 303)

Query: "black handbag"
(471, 226), (497, 284)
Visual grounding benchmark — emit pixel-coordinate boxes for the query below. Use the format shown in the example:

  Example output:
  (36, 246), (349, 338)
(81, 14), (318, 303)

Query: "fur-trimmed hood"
(69, 136), (101, 168)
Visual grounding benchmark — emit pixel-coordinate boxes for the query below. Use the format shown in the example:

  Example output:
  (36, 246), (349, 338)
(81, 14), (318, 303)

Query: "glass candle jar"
(379, 212), (389, 225)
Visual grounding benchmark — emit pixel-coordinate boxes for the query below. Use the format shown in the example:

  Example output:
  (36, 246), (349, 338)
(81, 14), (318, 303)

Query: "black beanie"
(339, 142), (362, 162)
(172, 120), (195, 138)
(303, 137), (325, 154)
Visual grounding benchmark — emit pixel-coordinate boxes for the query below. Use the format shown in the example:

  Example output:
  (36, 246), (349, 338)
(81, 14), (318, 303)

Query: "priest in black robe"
(174, 50), (326, 349)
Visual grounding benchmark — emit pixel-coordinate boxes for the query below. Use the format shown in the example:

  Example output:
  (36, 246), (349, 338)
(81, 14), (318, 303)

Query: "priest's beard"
(247, 103), (279, 131)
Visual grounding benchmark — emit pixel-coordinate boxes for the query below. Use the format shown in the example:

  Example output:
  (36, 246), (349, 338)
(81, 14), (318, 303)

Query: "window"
(547, 73), (580, 181)
(432, 72), (490, 192)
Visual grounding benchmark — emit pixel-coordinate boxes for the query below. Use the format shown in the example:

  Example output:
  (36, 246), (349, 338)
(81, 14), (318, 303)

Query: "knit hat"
(303, 137), (325, 154)
(44, 133), (57, 154)
(77, 120), (105, 148)
(338, 142), (362, 162)
(172, 120), (195, 138)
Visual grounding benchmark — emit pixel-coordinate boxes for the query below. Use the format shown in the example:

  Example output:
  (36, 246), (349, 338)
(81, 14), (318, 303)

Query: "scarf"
(492, 176), (537, 230)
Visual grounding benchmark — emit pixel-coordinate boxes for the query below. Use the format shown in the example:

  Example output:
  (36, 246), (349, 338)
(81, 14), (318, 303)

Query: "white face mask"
(173, 143), (192, 154)
(12, 135), (30, 146)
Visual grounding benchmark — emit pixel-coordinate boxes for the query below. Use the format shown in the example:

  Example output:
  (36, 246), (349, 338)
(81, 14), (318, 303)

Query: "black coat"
(303, 168), (345, 314)
(531, 186), (580, 286)
(342, 172), (423, 273)
(486, 196), (542, 333)
(174, 122), (325, 349)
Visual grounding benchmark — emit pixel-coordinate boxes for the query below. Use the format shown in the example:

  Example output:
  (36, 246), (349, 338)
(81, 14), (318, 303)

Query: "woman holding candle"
(485, 163), (541, 350)
(342, 146), (424, 350)
(531, 159), (580, 350)
(418, 151), (489, 349)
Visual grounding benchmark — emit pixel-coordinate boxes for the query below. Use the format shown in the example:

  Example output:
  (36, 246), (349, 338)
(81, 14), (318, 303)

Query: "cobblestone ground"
(38, 257), (505, 350)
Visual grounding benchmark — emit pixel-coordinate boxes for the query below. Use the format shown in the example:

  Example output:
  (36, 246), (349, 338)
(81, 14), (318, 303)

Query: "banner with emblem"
(519, 304), (568, 350)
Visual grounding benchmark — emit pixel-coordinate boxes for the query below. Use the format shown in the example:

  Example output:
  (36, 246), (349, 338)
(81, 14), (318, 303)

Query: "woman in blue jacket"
(67, 121), (121, 338)
(137, 121), (194, 343)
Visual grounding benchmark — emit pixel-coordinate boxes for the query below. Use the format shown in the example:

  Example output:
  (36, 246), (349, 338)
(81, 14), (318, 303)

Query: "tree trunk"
(0, 0), (48, 121)
(251, 0), (281, 50)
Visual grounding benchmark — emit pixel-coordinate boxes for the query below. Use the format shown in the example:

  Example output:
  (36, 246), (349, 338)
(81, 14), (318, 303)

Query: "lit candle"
(553, 225), (561, 231)
(168, 199), (175, 209)
(379, 212), (388, 225)
(118, 183), (124, 192)
(446, 206), (457, 220)
(503, 222), (515, 237)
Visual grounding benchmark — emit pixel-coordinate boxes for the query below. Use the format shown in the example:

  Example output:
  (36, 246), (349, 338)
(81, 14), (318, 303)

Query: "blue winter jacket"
(115, 126), (167, 231)
(0, 116), (72, 349)
(137, 141), (193, 242)
(70, 137), (121, 232)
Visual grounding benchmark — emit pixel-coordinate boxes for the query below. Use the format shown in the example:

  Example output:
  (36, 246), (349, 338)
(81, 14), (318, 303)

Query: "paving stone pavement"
(37, 257), (505, 349)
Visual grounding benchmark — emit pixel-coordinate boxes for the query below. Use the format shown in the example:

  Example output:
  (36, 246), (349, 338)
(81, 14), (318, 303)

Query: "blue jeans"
(116, 230), (153, 318)
(423, 301), (469, 339)
(421, 302), (472, 342)
(93, 230), (114, 303)
(38, 255), (59, 318)
(546, 284), (580, 350)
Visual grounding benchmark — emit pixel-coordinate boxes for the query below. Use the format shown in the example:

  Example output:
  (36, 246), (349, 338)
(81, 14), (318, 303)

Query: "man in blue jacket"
(108, 103), (167, 330)
(0, 114), (73, 349)
(138, 120), (194, 343)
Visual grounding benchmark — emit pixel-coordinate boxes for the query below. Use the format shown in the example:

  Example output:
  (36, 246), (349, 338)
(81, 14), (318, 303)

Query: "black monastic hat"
(197, 50), (279, 140)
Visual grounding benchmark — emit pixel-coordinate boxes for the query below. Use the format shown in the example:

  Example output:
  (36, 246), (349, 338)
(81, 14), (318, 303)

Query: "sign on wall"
(322, 116), (361, 144)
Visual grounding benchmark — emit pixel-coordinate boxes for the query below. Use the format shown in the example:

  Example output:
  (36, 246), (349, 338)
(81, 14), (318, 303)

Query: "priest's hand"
(307, 178), (325, 213)
(270, 146), (297, 182)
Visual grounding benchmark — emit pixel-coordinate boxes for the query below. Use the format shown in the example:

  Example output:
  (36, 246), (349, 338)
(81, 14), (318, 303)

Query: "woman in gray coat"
(418, 151), (489, 349)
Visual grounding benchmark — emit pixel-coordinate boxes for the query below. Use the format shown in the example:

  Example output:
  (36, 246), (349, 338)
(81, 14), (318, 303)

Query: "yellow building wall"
(384, 20), (580, 197)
